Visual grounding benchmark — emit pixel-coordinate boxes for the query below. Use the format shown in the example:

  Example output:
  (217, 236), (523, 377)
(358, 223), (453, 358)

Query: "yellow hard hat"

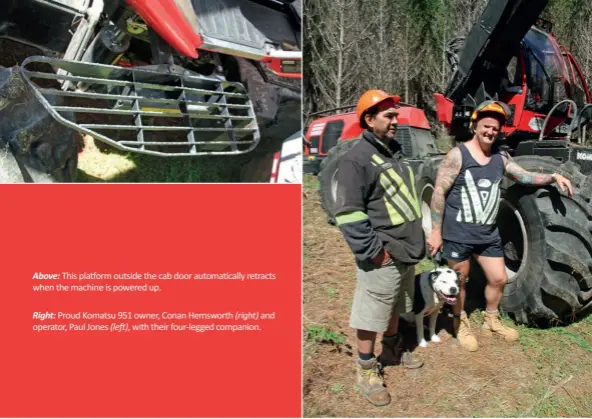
(470, 100), (510, 123)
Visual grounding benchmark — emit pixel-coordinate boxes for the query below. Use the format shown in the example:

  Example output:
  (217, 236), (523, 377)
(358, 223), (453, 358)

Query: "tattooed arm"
(502, 153), (574, 196)
(426, 147), (462, 255)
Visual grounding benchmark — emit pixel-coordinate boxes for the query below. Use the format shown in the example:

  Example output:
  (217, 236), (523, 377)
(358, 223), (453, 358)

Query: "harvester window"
(502, 56), (523, 95)
(321, 120), (344, 154)
(524, 28), (563, 79)
(309, 135), (320, 154)
(506, 56), (519, 86)
(524, 48), (548, 111)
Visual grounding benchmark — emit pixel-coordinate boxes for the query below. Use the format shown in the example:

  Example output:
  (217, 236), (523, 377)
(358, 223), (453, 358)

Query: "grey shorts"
(349, 259), (414, 333)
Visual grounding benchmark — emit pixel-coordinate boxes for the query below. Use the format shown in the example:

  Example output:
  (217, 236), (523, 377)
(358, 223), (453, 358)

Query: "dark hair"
(360, 104), (380, 129)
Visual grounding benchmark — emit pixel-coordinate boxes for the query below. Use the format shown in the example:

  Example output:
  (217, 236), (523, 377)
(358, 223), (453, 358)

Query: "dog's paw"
(419, 339), (428, 348)
(430, 334), (441, 343)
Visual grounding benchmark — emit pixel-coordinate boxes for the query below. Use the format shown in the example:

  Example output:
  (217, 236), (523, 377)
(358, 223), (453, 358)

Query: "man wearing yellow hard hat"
(332, 89), (425, 407)
(426, 100), (573, 352)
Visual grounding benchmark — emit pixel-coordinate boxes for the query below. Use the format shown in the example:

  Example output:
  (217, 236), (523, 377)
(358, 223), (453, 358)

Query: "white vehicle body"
(270, 130), (302, 184)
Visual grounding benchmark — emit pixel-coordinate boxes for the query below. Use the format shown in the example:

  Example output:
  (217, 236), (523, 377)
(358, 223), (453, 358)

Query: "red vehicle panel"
(434, 93), (453, 128)
(126, 0), (203, 58)
(304, 106), (431, 157)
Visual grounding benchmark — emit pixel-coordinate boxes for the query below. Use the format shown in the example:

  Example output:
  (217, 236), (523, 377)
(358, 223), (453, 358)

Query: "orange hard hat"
(356, 89), (401, 128)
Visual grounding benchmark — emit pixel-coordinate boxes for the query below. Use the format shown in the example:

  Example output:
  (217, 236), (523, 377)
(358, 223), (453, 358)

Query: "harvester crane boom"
(445, 0), (549, 106)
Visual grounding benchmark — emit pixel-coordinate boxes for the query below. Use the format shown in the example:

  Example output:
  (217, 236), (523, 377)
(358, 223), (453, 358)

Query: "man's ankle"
(452, 310), (465, 319)
(358, 352), (375, 361)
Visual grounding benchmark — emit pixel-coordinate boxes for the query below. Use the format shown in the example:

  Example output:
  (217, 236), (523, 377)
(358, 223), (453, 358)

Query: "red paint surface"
(126, 0), (203, 58)
(305, 106), (430, 156)
(0, 184), (302, 418)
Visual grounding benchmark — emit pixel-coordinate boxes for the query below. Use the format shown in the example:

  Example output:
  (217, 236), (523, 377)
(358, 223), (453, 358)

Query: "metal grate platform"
(20, 56), (261, 156)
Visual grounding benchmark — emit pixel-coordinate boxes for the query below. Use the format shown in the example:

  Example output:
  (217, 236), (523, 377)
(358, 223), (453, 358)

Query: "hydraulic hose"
(537, 99), (578, 142)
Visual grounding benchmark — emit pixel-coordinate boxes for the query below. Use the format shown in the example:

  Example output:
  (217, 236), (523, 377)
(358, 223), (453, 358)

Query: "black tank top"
(442, 143), (505, 244)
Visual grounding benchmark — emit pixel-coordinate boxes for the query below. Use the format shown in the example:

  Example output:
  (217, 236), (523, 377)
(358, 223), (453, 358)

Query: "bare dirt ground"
(303, 175), (592, 418)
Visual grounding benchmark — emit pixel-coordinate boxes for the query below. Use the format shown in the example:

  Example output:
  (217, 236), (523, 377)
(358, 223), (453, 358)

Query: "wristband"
(551, 173), (557, 182)
(381, 256), (395, 267)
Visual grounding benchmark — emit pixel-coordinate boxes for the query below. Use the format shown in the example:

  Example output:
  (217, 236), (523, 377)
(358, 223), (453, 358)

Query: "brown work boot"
(481, 310), (519, 342)
(455, 312), (478, 352)
(356, 358), (391, 406)
(378, 334), (424, 369)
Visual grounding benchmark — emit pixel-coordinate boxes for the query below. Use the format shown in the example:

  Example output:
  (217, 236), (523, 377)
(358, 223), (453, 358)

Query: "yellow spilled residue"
(78, 135), (136, 181)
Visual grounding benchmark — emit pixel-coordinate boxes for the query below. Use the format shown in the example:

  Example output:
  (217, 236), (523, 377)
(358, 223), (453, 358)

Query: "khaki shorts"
(349, 260), (414, 333)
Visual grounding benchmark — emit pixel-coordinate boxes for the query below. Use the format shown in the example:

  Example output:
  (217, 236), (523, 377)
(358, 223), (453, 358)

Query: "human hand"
(371, 249), (391, 265)
(426, 231), (443, 256)
(553, 173), (574, 197)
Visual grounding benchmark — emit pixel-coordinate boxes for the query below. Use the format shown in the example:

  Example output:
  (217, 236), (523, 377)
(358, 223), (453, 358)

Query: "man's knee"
(357, 329), (378, 341)
(488, 272), (508, 288)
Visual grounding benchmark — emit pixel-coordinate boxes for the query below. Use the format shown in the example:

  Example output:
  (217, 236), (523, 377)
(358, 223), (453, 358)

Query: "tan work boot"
(481, 311), (519, 342)
(356, 358), (391, 406)
(455, 312), (478, 352)
(378, 334), (423, 369)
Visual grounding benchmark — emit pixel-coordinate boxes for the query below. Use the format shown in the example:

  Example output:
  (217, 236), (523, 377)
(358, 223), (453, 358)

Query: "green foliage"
(77, 147), (251, 183)
(330, 384), (345, 393)
(306, 326), (346, 345)
(304, 0), (592, 120)
(303, 174), (320, 191)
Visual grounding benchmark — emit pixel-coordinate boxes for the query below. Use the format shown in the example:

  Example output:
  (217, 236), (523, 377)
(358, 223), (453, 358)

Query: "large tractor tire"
(496, 155), (592, 324)
(0, 66), (78, 183)
(409, 154), (592, 324)
(317, 139), (359, 224)
(413, 157), (443, 237)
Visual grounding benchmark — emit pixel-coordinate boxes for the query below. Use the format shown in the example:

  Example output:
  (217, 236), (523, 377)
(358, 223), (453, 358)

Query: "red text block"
(0, 184), (302, 418)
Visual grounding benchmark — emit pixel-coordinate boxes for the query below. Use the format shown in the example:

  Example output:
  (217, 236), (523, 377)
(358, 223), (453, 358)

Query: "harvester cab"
(302, 105), (361, 174)
(435, 0), (592, 156)
(303, 104), (437, 175)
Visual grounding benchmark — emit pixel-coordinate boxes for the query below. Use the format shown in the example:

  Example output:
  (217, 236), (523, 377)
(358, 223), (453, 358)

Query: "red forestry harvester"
(0, 0), (302, 182)
(310, 0), (592, 324)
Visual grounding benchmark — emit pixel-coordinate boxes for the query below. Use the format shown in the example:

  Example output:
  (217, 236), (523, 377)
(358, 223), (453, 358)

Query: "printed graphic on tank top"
(442, 143), (505, 245)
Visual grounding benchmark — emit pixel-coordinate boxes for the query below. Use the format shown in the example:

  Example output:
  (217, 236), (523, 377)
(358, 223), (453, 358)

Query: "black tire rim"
(420, 182), (434, 236)
(330, 169), (339, 205)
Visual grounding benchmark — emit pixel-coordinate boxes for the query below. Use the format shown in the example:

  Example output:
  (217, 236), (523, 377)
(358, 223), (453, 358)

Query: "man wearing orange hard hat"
(332, 89), (426, 407)
(427, 100), (573, 352)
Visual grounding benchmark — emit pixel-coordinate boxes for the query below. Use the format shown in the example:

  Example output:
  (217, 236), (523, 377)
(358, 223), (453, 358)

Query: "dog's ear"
(429, 271), (440, 282)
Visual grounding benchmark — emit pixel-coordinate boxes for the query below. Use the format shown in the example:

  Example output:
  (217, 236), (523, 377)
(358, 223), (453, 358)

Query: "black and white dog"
(401, 268), (460, 348)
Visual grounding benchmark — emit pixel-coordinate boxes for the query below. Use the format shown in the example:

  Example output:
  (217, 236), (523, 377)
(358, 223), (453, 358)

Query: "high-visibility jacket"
(333, 130), (426, 265)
